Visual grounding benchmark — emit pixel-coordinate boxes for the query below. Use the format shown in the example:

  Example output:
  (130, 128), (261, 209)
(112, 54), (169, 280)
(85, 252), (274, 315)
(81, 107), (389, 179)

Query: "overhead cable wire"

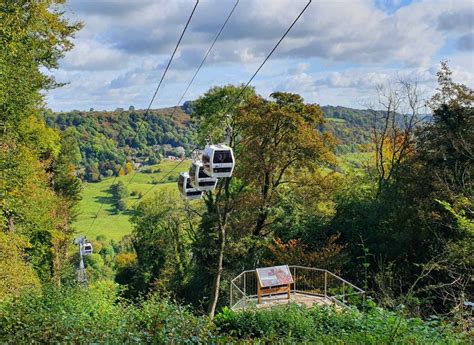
(167, 0), (240, 121)
(85, 0), (200, 236)
(134, 152), (191, 204)
(126, 0), (239, 187)
(140, 0), (312, 200)
(219, 0), (312, 121)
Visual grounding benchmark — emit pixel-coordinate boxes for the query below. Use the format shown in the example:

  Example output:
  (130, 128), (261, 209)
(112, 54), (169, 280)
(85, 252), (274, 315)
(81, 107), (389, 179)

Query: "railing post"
(324, 270), (327, 297)
(244, 272), (246, 296)
(342, 281), (345, 304)
(230, 283), (233, 308)
(293, 266), (296, 293)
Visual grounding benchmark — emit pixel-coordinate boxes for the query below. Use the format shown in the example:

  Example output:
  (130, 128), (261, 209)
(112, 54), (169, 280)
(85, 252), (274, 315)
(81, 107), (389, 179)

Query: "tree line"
(44, 107), (196, 182)
(43, 102), (377, 183)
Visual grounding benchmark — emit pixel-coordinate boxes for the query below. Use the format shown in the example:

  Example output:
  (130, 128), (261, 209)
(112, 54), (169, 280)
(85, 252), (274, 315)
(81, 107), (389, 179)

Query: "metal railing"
(230, 266), (365, 310)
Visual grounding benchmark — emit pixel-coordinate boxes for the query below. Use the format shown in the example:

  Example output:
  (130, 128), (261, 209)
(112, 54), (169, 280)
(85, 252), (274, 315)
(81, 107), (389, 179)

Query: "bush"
(0, 282), (215, 343)
(214, 304), (467, 343)
(0, 285), (466, 343)
(117, 199), (127, 211)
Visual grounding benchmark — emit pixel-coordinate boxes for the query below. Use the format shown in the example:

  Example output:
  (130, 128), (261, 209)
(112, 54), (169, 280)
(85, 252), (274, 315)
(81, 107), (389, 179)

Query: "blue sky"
(46, 0), (474, 111)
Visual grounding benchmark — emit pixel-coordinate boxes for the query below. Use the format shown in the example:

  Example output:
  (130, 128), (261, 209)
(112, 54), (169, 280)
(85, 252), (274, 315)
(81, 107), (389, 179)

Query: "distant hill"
(43, 104), (376, 181)
(321, 105), (373, 153)
(44, 107), (195, 182)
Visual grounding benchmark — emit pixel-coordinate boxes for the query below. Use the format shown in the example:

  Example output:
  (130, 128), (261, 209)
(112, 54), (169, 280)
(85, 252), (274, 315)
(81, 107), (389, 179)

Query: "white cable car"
(189, 161), (217, 191)
(178, 172), (203, 200)
(202, 144), (235, 178)
(82, 242), (93, 256)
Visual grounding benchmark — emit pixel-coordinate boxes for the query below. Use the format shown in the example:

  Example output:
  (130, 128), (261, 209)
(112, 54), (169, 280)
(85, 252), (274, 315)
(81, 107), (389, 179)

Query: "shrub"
(0, 282), (216, 343)
(0, 284), (466, 344)
(214, 304), (467, 343)
(117, 199), (127, 211)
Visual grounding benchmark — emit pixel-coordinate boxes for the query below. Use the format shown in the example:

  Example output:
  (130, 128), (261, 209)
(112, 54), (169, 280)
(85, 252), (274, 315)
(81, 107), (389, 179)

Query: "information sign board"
(256, 265), (294, 288)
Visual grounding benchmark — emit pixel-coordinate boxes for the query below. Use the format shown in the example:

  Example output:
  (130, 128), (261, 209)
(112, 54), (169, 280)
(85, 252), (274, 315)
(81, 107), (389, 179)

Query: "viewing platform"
(230, 266), (365, 310)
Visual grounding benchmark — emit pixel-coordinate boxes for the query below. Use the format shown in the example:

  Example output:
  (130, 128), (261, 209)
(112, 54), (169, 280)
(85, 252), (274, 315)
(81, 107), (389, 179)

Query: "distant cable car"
(82, 242), (93, 256)
(178, 172), (203, 200)
(189, 161), (217, 191)
(202, 144), (235, 178)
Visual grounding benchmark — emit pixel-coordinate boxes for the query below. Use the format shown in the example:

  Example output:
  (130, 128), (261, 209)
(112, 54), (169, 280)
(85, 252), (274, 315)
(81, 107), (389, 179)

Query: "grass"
(337, 151), (373, 172)
(75, 153), (372, 241)
(325, 117), (346, 123)
(74, 159), (191, 241)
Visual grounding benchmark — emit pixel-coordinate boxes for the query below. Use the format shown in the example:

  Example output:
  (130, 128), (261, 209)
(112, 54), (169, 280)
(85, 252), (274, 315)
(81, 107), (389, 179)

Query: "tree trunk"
(253, 171), (270, 236)
(207, 222), (225, 318)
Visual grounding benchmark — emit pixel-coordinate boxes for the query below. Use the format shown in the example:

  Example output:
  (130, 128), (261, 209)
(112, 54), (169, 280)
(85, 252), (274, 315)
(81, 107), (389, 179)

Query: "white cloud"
(60, 39), (130, 71)
(45, 0), (474, 111)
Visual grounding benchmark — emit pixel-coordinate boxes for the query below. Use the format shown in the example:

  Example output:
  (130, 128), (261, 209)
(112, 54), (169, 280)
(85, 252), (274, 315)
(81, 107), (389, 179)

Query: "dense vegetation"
(43, 104), (375, 182)
(1, 1), (472, 343)
(1, 0), (82, 292)
(0, 282), (466, 343)
(44, 107), (195, 181)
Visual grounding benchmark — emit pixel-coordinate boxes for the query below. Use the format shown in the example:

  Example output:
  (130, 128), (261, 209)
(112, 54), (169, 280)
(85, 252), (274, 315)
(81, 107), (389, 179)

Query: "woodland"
(0, 1), (472, 343)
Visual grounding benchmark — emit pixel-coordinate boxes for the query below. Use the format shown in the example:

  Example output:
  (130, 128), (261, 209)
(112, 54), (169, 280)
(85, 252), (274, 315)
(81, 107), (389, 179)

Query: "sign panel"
(256, 265), (294, 287)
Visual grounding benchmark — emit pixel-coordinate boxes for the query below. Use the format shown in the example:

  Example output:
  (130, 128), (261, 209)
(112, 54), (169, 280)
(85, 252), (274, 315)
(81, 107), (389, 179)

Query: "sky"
(45, 0), (474, 111)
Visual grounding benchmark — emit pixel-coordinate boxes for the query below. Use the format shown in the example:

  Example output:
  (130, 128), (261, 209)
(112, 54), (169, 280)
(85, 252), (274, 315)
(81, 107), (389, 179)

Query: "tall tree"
(0, 0), (81, 289)
(236, 92), (335, 236)
(191, 88), (336, 317)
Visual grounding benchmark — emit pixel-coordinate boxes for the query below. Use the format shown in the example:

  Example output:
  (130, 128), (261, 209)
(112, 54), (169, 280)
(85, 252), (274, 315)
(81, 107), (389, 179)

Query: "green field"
(75, 154), (372, 241)
(325, 117), (346, 123)
(337, 151), (373, 172)
(74, 160), (191, 241)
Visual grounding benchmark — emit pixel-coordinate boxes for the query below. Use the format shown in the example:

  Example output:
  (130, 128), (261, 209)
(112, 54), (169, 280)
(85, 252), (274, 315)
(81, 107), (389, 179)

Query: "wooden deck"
(233, 292), (338, 310)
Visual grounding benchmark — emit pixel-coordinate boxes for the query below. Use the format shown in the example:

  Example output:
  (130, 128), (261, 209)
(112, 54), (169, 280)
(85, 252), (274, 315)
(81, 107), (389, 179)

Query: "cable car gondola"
(202, 144), (235, 178)
(178, 172), (203, 200)
(189, 160), (217, 191)
(82, 242), (93, 256)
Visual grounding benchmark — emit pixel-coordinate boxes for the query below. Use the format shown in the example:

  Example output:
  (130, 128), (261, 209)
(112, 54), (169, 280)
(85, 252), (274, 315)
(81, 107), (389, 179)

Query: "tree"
(408, 62), (473, 319)
(0, 0), (81, 286)
(191, 87), (337, 317)
(236, 92), (336, 236)
(420, 61), (473, 199)
(130, 191), (193, 296)
(111, 181), (129, 200)
(368, 79), (425, 194)
(124, 162), (134, 174)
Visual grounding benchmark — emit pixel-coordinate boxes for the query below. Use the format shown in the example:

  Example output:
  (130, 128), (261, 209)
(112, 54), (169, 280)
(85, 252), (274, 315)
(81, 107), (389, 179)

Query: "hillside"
(75, 160), (191, 240)
(44, 104), (374, 182)
(3, 2), (472, 343)
(43, 106), (196, 182)
(322, 105), (373, 153)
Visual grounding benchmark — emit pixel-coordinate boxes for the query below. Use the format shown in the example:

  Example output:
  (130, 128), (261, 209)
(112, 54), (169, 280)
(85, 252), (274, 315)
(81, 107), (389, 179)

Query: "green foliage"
(0, 284), (466, 343)
(110, 181), (129, 212)
(0, 232), (41, 300)
(322, 106), (374, 154)
(44, 108), (195, 181)
(129, 190), (193, 296)
(0, 282), (215, 343)
(215, 304), (466, 343)
(323, 63), (473, 320)
(0, 0), (82, 285)
(191, 84), (256, 144)
(0, 0), (81, 133)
